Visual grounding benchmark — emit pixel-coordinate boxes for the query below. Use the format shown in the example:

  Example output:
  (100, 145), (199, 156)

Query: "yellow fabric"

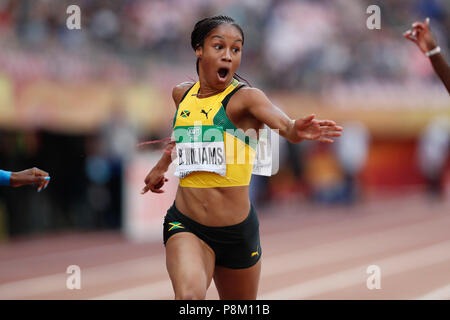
(173, 80), (256, 188)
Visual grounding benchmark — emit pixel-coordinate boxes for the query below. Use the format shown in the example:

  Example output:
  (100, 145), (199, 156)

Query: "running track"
(0, 194), (449, 300)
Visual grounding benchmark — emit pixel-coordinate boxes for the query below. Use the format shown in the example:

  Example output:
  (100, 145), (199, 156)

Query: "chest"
(177, 98), (257, 129)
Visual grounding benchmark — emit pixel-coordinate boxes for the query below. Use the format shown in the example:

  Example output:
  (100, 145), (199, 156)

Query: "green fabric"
(174, 125), (224, 143)
(213, 106), (257, 150)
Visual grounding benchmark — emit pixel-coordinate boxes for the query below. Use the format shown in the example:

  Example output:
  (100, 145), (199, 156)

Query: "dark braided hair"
(191, 15), (251, 87)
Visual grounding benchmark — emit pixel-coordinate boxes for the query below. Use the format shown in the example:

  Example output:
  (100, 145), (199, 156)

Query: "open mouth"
(217, 68), (229, 80)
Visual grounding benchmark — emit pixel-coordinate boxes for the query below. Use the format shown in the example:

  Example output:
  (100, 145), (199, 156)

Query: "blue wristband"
(0, 170), (11, 186)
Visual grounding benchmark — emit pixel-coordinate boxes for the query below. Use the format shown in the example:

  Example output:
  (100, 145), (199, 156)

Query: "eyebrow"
(211, 35), (243, 43)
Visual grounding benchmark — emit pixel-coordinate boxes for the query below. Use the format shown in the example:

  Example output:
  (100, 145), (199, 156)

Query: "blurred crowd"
(0, 0), (449, 91)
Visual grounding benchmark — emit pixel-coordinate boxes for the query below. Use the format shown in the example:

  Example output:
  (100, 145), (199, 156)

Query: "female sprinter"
(404, 17), (450, 94)
(141, 16), (343, 300)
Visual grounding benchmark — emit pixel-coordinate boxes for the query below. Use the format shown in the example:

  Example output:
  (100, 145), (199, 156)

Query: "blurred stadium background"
(0, 0), (449, 300)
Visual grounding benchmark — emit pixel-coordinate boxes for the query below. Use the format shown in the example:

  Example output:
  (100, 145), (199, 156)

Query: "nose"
(222, 48), (232, 62)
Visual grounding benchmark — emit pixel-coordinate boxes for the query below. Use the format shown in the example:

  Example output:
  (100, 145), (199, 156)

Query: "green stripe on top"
(213, 106), (258, 150)
(174, 125), (224, 143)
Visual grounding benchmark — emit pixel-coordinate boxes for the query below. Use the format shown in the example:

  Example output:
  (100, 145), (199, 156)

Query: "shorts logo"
(251, 245), (259, 257)
(168, 222), (184, 231)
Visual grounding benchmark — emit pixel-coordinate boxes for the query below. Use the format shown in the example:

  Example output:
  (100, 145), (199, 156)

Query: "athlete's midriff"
(175, 185), (250, 227)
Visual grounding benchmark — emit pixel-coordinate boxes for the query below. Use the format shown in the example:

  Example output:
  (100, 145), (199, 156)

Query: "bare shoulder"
(172, 81), (195, 107)
(234, 86), (271, 108)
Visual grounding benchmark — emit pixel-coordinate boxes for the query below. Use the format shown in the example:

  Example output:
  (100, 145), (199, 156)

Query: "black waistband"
(168, 201), (256, 231)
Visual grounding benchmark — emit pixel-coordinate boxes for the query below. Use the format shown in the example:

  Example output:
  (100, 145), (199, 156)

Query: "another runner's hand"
(10, 167), (50, 192)
(141, 168), (169, 194)
(403, 18), (438, 54)
(294, 114), (343, 143)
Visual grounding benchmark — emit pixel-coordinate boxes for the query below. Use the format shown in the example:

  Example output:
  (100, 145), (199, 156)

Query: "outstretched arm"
(243, 88), (343, 144)
(404, 18), (450, 95)
(1, 167), (51, 192)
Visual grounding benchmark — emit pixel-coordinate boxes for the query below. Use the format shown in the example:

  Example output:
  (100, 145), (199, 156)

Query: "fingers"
(318, 137), (334, 143)
(412, 18), (430, 31)
(408, 18), (430, 35)
(321, 131), (342, 138)
(319, 125), (343, 131)
(151, 188), (165, 194)
(404, 19), (427, 40)
(317, 120), (342, 128)
(412, 22), (425, 30)
(296, 115), (315, 127)
(318, 124), (343, 143)
(141, 177), (168, 194)
(154, 179), (164, 190)
(141, 185), (164, 194)
(141, 184), (151, 194)
(28, 167), (50, 192)
(403, 30), (418, 42)
(303, 114), (315, 121)
(318, 130), (342, 143)
(32, 167), (49, 177)
(317, 119), (335, 126)
(37, 176), (51, 192)
(305, 118), (341, 128)
(404, 27), (423, 41)
(318, 124), (343, 140)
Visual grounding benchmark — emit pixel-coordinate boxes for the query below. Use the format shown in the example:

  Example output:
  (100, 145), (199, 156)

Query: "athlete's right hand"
(141, 168), (169, 194)
(403, 18), (438, 54)
(10, 167), (50, 192)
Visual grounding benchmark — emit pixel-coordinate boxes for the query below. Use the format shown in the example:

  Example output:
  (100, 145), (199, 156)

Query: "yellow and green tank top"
(172, 79), (257, 188)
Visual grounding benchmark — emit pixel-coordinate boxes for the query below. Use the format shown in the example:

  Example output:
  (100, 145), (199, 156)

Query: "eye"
(232, 47), (240, 53)
(214, 44), (223, 50)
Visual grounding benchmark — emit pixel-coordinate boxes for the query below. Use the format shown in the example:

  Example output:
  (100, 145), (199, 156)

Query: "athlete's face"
(196, 24), (243, 90)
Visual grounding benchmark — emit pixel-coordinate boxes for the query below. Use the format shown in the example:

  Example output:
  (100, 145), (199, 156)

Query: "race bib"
(174, 125), (226, 178)
(252, 125), (279, 176)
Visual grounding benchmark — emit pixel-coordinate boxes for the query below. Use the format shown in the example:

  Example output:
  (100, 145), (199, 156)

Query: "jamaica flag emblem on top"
(180, 110), (190, 118)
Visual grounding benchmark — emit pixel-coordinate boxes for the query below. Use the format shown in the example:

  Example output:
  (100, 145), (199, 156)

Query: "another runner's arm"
(430, 53), (450, 94)
(1, 167), (50, 192)
(428, 51), (450, 94)
(241, 87), (343, 144)
(404, 18), (450, 94)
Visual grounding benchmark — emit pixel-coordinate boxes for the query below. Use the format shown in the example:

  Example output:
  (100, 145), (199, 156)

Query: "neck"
(198, 84), (222, 96)
(196, 72), (232, 98)
(198, 81), (230, 96)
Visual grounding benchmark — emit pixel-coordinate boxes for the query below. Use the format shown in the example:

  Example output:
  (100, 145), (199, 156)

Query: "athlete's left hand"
(294, 114), (343, 143)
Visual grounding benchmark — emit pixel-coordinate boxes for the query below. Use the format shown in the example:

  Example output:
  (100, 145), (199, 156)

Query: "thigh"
(166, 232), (216, 300)
(213, 259), (261, 300)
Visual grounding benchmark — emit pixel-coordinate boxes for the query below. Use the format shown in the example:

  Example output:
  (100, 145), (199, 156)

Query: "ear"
(195, 46), (203, 59)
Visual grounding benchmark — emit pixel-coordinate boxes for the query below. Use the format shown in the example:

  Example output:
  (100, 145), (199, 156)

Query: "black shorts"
(163, 202), (262, 269)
